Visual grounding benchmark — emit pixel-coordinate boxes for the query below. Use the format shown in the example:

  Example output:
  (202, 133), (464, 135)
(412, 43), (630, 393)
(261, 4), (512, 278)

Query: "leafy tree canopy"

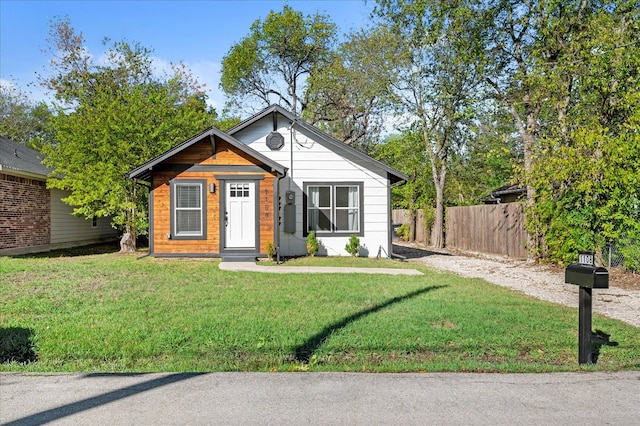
(40, 17), (214, 251)
(220, 5), (337, 115)
(0, 83), (53, 151)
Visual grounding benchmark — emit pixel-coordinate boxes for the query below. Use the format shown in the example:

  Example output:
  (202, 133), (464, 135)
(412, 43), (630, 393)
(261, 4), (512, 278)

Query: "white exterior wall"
(234, 117), (392, 258)
(50, 189), (119, 246)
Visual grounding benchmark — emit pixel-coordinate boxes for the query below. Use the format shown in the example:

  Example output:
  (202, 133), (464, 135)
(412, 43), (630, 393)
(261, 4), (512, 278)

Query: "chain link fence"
(606, 237), (640, 272)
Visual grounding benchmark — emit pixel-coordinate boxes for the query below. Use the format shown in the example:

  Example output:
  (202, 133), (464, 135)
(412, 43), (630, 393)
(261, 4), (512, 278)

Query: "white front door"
(225, 181), (255, 248)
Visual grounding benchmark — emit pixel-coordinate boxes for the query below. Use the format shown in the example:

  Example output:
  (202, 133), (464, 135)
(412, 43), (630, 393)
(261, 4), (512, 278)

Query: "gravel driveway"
(394, 243), (640, 328)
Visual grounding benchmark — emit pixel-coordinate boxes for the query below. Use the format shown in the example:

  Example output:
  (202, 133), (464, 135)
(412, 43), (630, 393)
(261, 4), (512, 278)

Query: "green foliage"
(306, 231), (319, 257)
(374, 131), (434, 211)
(619, 233), (640, 273)
(220, 5), (336, 115)
(396, 223), (410, 241)
(345, 234), (360, 257)
(0, 84), (53, 151)
(524, 3), (640, 266)
(266, 241), (276, 259)
(40, 18), (213, 245)
(306, 26), (399, 148)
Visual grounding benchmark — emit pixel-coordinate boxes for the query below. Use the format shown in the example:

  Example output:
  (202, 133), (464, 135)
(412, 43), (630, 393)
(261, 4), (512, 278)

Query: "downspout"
(289, 121), (294, 191)
(389, 178), (407, 260)
(132, 177), (152, 257)
(275, 172), (287, 264)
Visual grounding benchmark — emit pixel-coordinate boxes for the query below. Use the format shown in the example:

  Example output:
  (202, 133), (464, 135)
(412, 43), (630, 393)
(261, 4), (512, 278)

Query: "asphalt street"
(1, 371), (639, 425)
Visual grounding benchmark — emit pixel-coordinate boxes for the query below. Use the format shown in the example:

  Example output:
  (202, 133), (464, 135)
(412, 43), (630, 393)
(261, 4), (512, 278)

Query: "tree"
(447, 107), (521, 205)
(306, 26), (399, 149)
(527, 2), (640, 268)
(375, 1), (480, 248)
(220, 5), (336, 115)
(40, 17), (213, 252)
(375, 131), (435, 241)
(0, 83), (52, 151)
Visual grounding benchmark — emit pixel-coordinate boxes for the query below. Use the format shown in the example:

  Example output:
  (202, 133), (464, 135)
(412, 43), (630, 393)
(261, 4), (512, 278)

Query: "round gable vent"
(266, 131), (285, 150)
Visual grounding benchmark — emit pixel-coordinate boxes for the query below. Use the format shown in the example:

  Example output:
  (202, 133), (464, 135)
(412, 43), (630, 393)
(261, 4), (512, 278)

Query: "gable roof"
(128, 126), (288, 182)
(0, 136), (51, 178)
(227, 105), (409, 185)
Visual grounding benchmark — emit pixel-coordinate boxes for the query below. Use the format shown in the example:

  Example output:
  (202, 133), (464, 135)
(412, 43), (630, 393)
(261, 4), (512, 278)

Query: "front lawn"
(1, 250), (638, 372)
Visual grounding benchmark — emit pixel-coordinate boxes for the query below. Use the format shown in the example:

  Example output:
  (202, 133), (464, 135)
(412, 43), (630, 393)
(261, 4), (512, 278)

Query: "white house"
(128, 105), (408, 260)
(228, 105), (407, 258)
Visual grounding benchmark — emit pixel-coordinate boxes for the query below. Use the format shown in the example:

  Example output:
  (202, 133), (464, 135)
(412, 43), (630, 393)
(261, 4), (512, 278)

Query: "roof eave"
(128, 126), (287, 180)
(228, 105), (409, 184)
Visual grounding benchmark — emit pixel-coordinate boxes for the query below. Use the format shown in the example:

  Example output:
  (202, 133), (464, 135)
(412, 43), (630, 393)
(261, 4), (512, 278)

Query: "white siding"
(50, 189), (119, 246)
(234, 117), (392, 257)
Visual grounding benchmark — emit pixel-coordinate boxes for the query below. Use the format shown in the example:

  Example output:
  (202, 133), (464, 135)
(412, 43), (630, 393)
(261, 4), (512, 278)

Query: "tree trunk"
(510, 102), (540, 260)
(119, 232), (135, 253)
(119, 200), (137, 254)
(431, 176), (446, 249)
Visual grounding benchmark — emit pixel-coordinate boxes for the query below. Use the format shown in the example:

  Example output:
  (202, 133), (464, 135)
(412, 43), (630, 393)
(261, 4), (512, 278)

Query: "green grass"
(1, 248), (639, 373)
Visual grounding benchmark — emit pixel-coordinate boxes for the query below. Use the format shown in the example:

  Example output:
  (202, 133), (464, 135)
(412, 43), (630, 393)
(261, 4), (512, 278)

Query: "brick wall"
(0, 173), (51, 250)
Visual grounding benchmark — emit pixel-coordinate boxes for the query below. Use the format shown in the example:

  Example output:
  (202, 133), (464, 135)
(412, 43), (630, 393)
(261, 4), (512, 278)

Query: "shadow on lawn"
(0, 327), (37, 364)
(592, 329), (619, 364)
(14, 242), (121, 259)
(294, 285), (447, 363)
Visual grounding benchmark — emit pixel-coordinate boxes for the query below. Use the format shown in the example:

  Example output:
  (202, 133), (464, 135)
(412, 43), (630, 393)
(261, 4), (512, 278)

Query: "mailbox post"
(564, 251), (609, 365)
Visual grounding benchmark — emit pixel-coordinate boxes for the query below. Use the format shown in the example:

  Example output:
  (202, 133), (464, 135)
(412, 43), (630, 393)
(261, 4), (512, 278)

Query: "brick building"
(0, 137), (118, 255)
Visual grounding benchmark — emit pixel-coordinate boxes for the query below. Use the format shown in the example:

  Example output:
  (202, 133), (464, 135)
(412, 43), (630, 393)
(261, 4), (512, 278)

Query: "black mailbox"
(565, 264), (609, 288)
(564, 251), (609, 364)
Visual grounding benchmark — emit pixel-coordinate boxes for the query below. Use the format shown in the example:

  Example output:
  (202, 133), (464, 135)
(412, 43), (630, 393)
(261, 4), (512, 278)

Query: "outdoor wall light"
(209, 183), (216, 194)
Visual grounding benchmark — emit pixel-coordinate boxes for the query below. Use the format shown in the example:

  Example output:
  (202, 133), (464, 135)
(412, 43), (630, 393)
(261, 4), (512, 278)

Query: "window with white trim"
(304, 182), (363, 236)
(172, 180), (206, 238)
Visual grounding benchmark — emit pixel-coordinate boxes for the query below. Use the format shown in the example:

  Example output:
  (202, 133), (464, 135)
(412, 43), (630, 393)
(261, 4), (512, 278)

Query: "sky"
(0, 0), (375, 111)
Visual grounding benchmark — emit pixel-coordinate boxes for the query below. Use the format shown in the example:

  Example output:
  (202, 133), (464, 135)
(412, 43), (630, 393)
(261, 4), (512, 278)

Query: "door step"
(221, 255), (257, 263)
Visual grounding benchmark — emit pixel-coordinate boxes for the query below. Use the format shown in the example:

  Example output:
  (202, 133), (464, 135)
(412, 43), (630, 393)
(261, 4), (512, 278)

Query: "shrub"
(345, 234), (360, 257)
(397, 223), (410, 241)
(266, 241), (276, 259)
(306, 231), (319, 256)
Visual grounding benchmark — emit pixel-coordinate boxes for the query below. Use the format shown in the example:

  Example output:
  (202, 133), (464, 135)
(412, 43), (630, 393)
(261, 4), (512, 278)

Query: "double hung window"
(171, 180), (206, 239)
(305, 182), (363, 236)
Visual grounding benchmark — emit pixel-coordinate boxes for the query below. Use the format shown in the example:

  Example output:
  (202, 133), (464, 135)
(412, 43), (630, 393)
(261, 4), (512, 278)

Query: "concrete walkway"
(2, 372), (639, 425)
(219, 262), (423, 275)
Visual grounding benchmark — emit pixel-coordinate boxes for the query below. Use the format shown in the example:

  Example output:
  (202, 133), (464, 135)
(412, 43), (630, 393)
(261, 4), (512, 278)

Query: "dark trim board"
(148, 252), (266, 260)
(226, 105), (408, 184)
(157, 164), (271, 174)
(169, 179), (208, 240)
(302, 181), (365, 237)
(218, 177), (262, 253)
(128, 128), (287, 182)
(150, 253), (221, 258)
(149, 186), (155, 255)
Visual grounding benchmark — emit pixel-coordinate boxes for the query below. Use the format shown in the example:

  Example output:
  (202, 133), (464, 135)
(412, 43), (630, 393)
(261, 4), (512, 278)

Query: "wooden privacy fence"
(445, 203), (527, 259)
(391, 209), (430, 245)
(393, 204), (527, 259)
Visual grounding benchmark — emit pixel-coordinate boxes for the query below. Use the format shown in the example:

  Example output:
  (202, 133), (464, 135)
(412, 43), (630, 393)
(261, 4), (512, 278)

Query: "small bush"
(397, 223), (410, 241)
(266, 241), (276, 259)
(345, 234), (360, 256)
(306, 231), (319, 256)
